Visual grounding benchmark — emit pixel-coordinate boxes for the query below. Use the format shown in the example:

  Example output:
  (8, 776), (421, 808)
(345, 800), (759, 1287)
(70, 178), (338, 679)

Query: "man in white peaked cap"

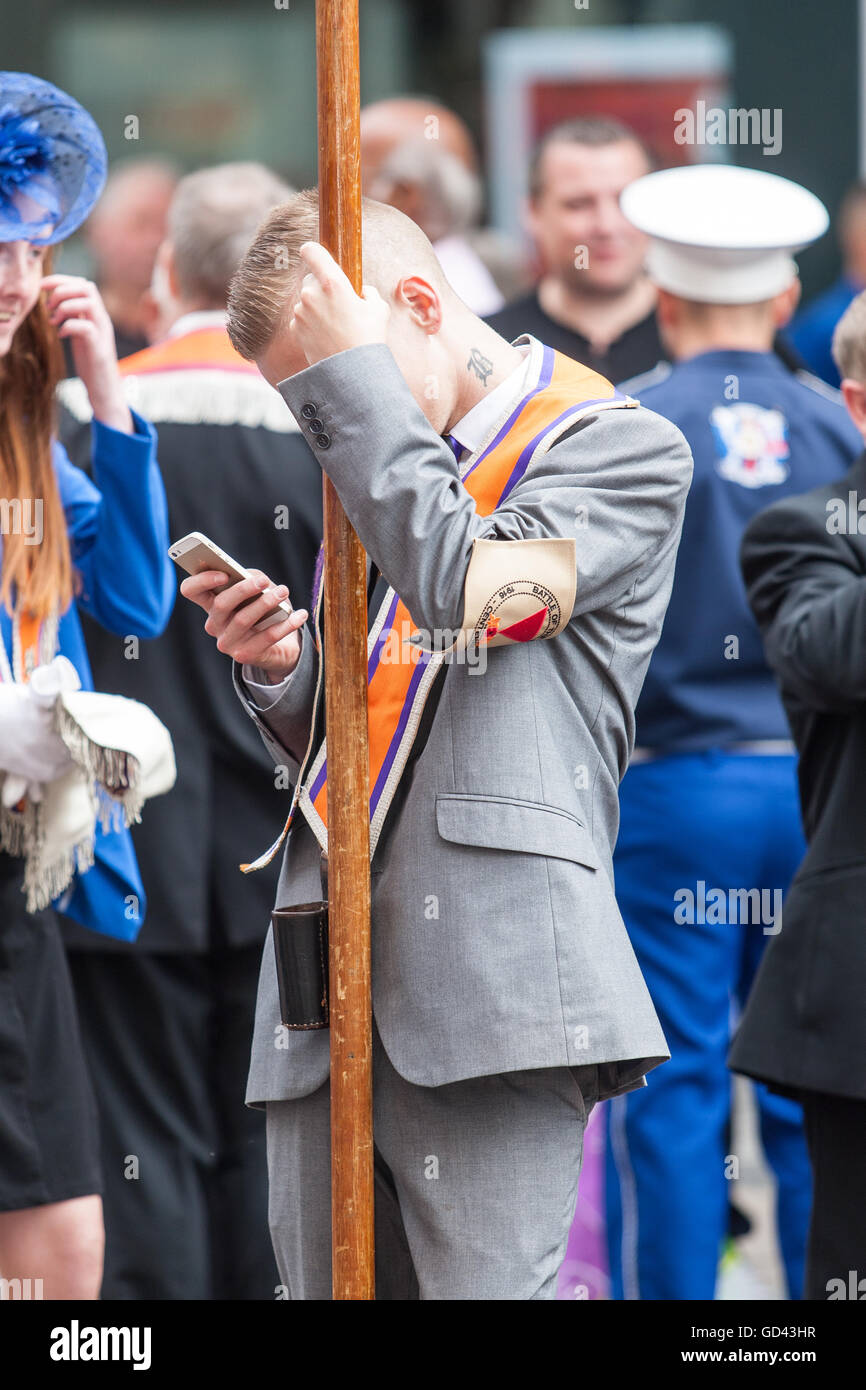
(605, 164), (861, 1301)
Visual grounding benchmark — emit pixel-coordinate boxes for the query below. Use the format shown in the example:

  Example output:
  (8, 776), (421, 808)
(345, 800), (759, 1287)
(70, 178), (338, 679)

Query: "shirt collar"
(447, 334), (541, 457)
(166, 310), (228, 339)
(677, 347), (785, 374)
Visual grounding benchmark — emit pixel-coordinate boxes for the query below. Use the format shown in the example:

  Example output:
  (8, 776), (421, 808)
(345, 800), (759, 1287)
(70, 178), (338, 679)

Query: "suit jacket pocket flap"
(435, 793), (600, 869)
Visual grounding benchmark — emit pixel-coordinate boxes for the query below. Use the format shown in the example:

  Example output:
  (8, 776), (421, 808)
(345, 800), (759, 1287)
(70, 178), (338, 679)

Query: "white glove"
(29, 654), (81, 704)
(0, 656), (80, 794)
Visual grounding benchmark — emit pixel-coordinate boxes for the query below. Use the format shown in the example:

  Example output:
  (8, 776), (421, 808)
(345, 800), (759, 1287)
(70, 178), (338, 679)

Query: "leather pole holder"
(271, 852), (329, 1029)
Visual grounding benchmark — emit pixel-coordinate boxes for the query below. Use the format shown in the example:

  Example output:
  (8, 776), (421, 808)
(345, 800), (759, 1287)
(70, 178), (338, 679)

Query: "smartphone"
(168, 531), (293, 632)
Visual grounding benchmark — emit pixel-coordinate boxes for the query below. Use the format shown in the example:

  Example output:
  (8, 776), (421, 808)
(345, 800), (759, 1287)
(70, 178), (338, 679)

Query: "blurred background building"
(2, 0), (858, 299)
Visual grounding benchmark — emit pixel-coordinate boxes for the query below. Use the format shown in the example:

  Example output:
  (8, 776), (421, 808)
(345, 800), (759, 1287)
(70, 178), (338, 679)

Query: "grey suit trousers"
(266, 1015), (600, 1300)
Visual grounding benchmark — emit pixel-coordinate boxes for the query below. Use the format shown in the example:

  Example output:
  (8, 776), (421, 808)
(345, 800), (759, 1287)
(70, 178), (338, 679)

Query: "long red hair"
(0, 247), (72, 620)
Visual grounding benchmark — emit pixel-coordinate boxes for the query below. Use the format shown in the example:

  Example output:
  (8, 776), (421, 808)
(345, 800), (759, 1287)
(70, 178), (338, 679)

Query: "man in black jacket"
(58, 163), (324, 1299)
(484, 118), (662, 382)
(730, 288), (866, 1300)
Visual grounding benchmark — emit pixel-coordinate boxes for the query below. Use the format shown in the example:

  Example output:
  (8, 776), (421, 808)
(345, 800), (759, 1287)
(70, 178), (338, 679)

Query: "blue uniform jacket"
(621, 349), (862, 753)
(0, 409), (175, 938)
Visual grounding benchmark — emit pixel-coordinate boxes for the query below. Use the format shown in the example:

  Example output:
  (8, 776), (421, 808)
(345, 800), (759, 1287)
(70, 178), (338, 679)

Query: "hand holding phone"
(171, 532), (308, 680)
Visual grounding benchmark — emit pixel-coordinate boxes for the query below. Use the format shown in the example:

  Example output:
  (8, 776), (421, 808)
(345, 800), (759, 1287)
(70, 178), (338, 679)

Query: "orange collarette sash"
(242, 343), (636, 871)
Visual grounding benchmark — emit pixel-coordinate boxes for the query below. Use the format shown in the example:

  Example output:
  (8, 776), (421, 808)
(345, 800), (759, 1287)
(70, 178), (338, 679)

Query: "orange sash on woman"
(0, 608), (56, 686)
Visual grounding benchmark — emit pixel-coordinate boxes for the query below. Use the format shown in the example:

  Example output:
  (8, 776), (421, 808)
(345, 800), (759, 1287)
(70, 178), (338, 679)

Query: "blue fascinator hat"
(0, 72), (107, 245)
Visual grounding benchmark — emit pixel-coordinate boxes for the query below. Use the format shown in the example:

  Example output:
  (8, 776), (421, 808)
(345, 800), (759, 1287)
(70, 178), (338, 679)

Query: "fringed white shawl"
(0, 688), (176, 912)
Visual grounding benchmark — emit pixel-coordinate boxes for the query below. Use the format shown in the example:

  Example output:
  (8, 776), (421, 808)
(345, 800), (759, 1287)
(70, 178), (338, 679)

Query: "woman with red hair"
(0, 73), (174, 1298)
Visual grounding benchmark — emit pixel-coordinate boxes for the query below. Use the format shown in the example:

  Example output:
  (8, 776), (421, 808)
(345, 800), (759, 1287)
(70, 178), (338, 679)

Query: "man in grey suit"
(180, 191), (693, 1299)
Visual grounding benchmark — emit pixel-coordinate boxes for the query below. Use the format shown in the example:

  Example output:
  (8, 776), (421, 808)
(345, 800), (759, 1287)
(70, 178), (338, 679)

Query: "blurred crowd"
(1, 71), (864, 1303)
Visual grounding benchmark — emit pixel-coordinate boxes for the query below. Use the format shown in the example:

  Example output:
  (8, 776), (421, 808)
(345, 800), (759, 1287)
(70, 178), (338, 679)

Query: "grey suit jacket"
(234, 340), (693, 1103)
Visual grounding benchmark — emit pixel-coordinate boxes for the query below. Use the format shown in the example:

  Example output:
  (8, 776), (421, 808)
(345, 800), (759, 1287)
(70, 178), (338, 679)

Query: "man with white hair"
(361, 96), (507, 315)
(58, 163), (324, 1300)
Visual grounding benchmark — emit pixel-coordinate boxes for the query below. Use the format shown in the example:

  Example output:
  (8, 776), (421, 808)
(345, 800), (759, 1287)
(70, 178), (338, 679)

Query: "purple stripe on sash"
(307, 588), (410, 806)
(310, 553), (397, 708)
(310, 761), (326, 800)
(496, 392), (626, 507)
(368, 590), (400, 682)
(461, 345), (556, 483)
(310, 654), (432, 812)
(369, 648), (431, 813)
(310, 540), (325, 613)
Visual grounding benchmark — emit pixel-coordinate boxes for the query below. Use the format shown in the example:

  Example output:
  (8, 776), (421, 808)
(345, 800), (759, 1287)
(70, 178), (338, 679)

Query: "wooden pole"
(315, 0), (375, 1300)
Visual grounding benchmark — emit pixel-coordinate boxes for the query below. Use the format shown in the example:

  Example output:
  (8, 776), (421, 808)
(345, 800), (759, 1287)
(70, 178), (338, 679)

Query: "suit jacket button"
(300, 403), (318, 419)
(309, 418), (324, 432)
(316, 432), (331, 449)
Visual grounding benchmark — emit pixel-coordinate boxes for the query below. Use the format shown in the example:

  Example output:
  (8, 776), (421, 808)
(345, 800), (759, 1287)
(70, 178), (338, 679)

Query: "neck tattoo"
(467, 346), (493, 386)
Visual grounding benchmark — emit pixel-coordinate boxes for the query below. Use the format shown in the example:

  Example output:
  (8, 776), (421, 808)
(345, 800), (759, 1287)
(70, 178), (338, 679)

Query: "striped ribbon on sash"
(0, 608), (57, 686)
(242, 343), (636, 870)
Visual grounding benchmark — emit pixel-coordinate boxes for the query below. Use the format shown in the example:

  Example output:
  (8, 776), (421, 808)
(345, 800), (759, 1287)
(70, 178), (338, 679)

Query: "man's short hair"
(528, 117), (655, 200)
(169, 162), (292, 306)
(832, 289), (866, 382)
(226, 188), (448, 362)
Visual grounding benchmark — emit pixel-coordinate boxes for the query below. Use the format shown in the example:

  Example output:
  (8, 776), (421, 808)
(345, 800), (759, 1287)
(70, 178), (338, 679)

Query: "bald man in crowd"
(360, 95), (478, 181)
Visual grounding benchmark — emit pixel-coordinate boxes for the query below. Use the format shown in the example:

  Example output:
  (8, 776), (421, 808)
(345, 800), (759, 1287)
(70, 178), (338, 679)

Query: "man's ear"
(163, 243), (181, 303)
(841, 377), (866, 438)
(652, 289), (683, 360)
(524, 194), (542, 244)
(654, 288), (679, 331)
(772, 279), (801, 328)
(396, 275), (442, 333)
